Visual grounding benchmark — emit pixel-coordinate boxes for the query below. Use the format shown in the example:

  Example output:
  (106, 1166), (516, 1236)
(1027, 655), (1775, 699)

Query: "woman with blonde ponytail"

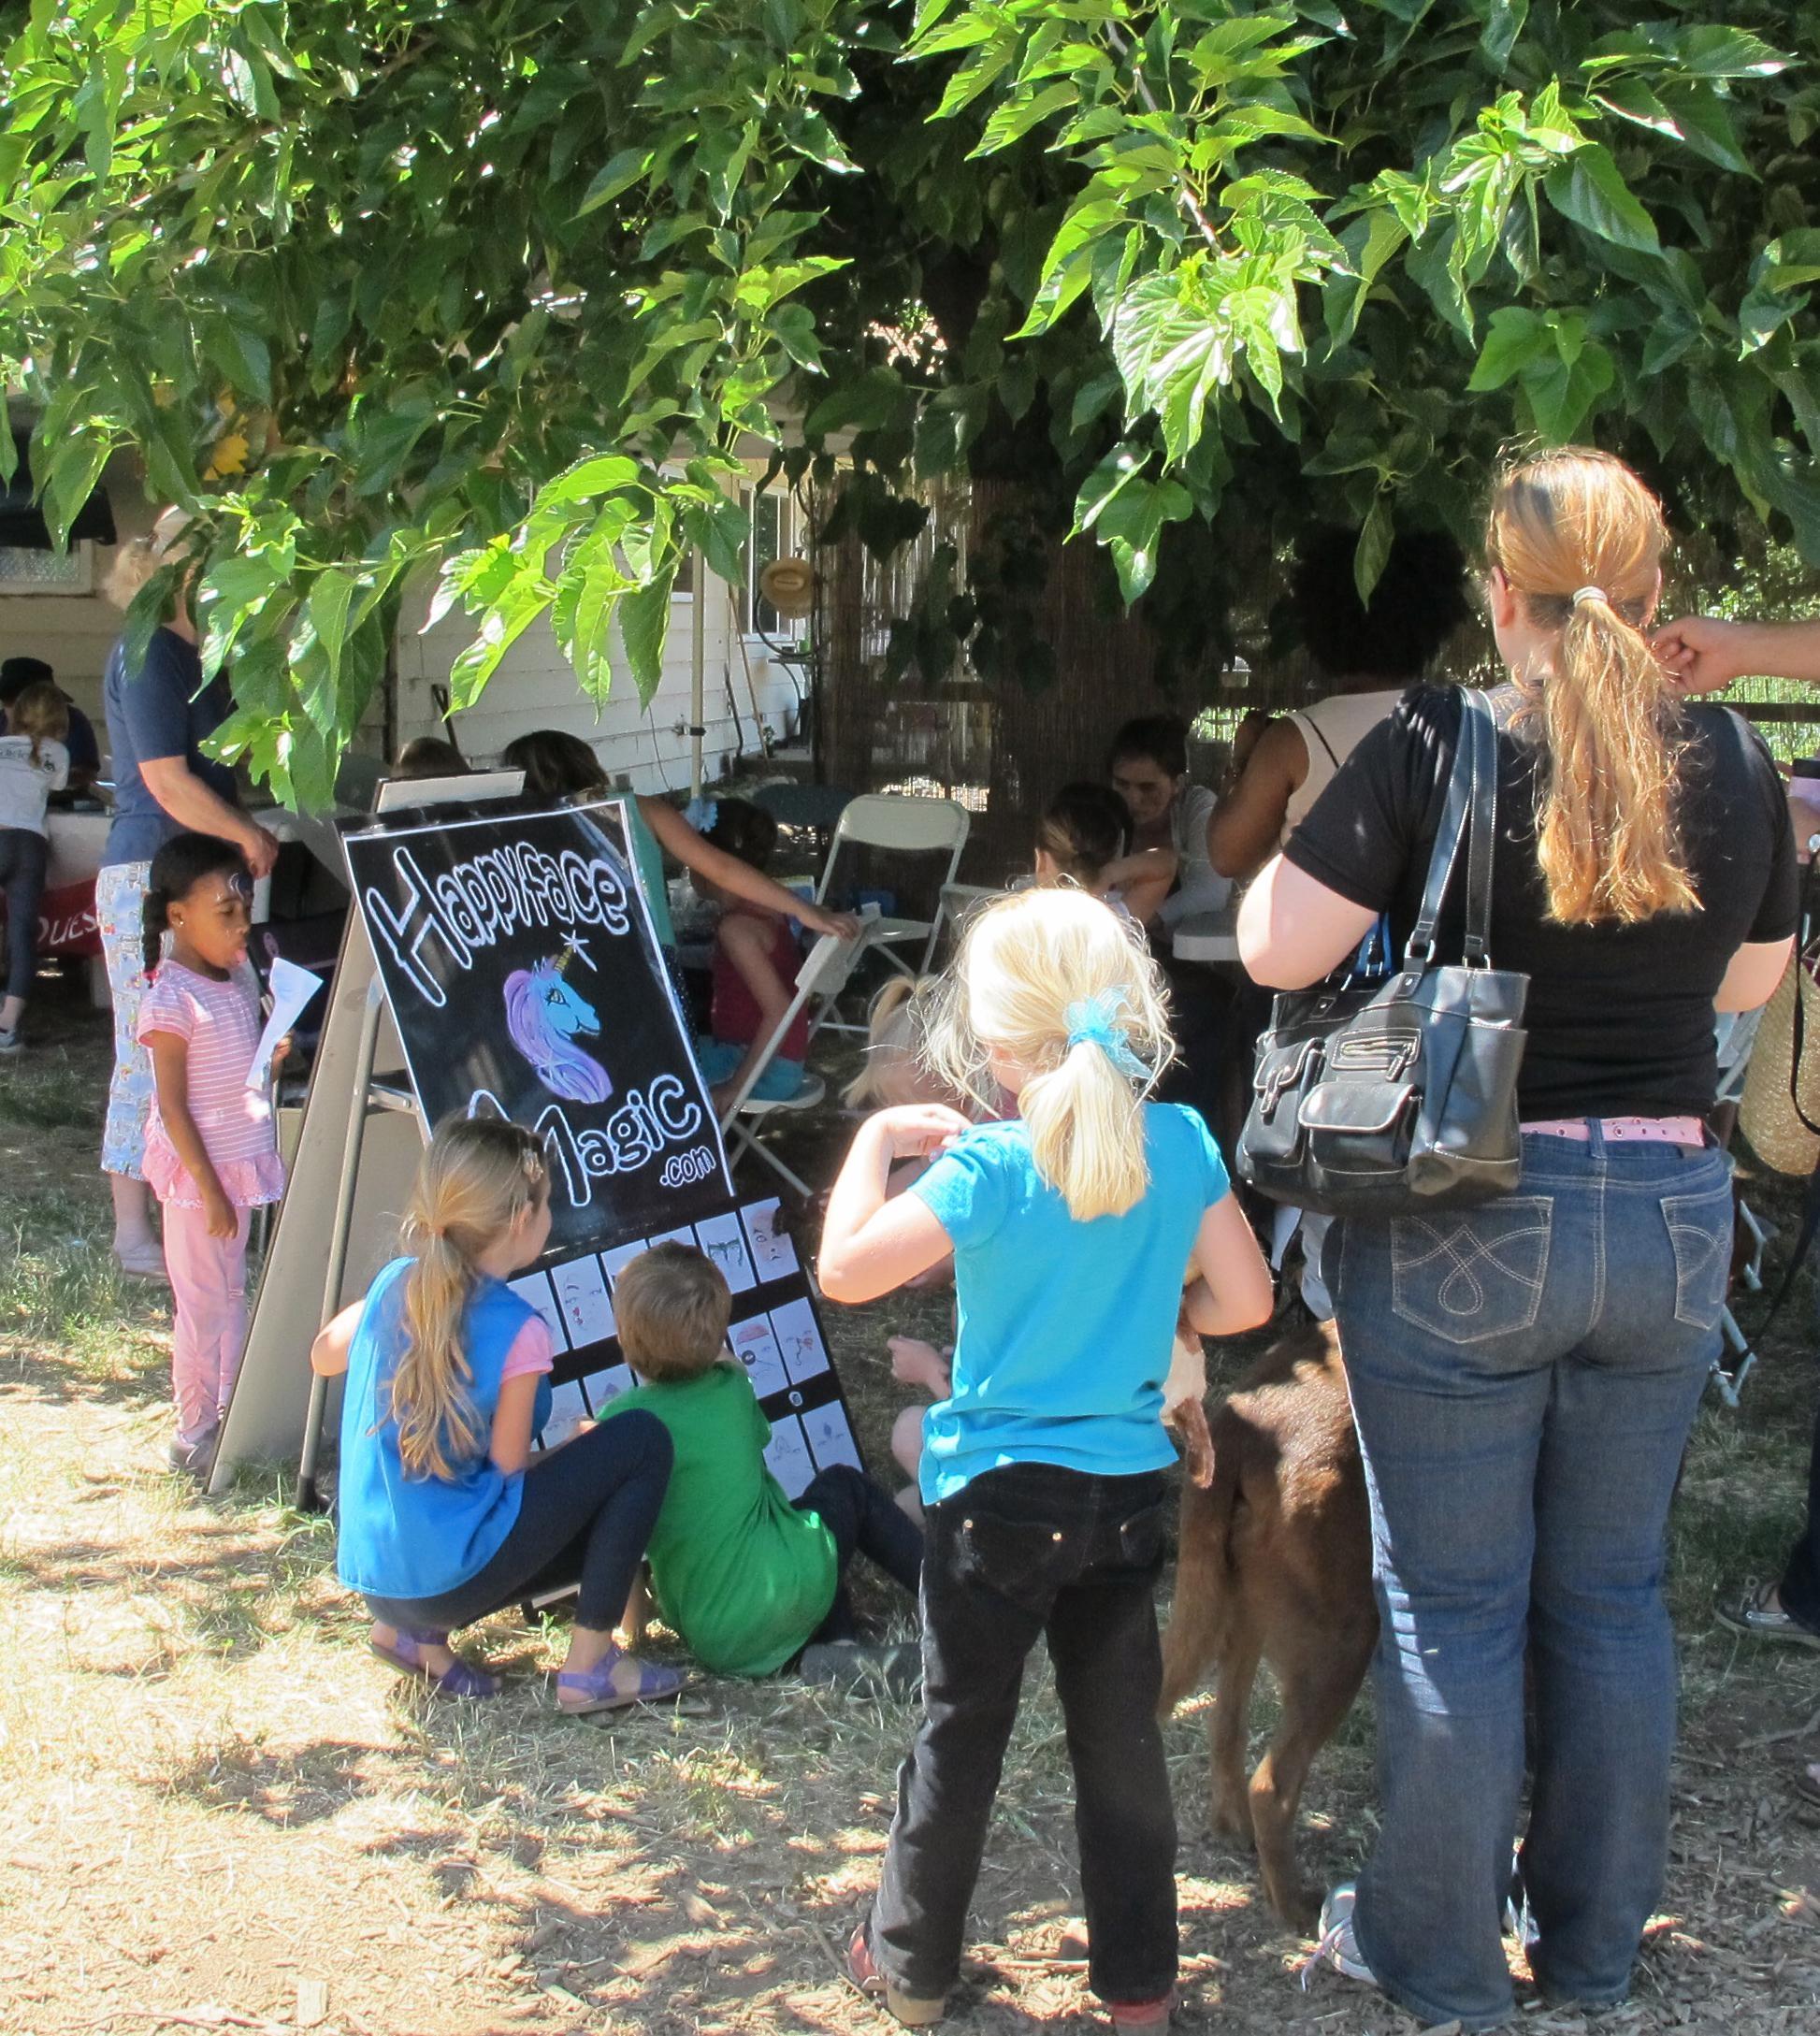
(1240, 449), (1799, 2030)
(820, 888), (1272, 2029)
(311, 1116), (684, 1712)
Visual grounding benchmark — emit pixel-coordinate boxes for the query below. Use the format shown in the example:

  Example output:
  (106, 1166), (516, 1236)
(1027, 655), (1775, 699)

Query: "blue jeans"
(1330, 1129), (1730, 2030)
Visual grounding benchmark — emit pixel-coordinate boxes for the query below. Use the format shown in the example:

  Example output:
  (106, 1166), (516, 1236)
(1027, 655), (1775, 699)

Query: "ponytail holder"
(1063, 989), (1150, 1081)
(684, 796), (719, 832)
(1570, 585), (1609, 609)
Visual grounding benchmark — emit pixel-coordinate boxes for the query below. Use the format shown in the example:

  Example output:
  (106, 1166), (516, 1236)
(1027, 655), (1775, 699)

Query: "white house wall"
(395, 575), (805, 793)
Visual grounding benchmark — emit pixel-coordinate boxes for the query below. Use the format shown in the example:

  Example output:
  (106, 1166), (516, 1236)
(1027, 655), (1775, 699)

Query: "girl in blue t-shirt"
(311, 1115), (684, 1713)
(820, 887), (1273, 2030)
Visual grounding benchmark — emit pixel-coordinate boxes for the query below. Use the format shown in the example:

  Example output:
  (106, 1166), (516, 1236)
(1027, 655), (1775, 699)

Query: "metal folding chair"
(811, 794), (970, 1035)
(717, 928), (871, 1199)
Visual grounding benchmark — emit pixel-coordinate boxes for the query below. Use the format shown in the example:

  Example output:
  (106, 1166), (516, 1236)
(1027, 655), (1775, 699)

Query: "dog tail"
(1157, 1410), (1240, 1714)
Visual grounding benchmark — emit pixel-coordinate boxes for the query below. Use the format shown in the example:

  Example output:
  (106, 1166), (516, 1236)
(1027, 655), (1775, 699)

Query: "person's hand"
(1653, 615), (1750, 695)
(710, 1079), (737, 1116)
(202, 1183), (238, 1240)
(269, 1033), (292, 1072)
(802, 903), (863, 941)
(241, 822), (282, 881)
(888, 1335), (953, 1394)
(869, 1104), (971, 1162)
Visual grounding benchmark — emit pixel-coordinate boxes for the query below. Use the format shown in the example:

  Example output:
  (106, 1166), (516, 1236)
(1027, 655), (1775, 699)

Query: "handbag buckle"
(1330, 1031), (1422, 1082)
(1256, 1038), (1319, 1114)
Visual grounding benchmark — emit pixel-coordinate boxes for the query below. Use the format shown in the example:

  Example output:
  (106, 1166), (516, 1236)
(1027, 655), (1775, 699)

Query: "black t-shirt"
(1283, 685), (1800, 1119)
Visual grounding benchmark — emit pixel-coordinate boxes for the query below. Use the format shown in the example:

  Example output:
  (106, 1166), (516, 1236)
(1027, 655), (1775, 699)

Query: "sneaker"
(1298, 1884), (1377, 1991)
(802, 1639), (923, 1700)
(0, 1026), (18, 1055)
(166, 1428), (218, 1481)
(847, 1924), (946, 2027)
(1718, 1581), (1820, 1649)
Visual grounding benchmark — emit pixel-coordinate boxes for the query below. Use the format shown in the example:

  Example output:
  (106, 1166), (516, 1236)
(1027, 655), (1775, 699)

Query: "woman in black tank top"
(1238, 450), (1797, 2030)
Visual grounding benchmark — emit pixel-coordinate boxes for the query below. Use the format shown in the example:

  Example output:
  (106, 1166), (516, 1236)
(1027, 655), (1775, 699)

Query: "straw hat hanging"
(1740, 945), (1820, 1175)
(758, 556), (816, 618)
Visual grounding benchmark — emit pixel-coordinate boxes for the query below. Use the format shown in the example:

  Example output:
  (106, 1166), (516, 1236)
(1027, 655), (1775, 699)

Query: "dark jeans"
(363, 1411), (672, 1634)
(794, 1463), (924, 1641)
(868, 1462), (1176, 2006)
(1333, 1130), (1730, 2031)
(0, 828), (49, 1004)
(1776, 1389), (1820, 1635)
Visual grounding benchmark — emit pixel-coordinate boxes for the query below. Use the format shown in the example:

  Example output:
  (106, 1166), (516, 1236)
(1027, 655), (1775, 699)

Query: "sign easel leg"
(294, 978), (385, 1513)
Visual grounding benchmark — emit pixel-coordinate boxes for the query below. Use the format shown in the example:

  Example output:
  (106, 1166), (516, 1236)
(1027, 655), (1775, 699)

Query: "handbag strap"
(1405, 686), (1497, 968)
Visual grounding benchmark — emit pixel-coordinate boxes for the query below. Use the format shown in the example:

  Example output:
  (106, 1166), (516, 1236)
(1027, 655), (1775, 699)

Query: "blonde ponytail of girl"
(1487, 448), (1697, 925)
(930, 888), (1173, 1220)
(392, 1116), (548, 1480)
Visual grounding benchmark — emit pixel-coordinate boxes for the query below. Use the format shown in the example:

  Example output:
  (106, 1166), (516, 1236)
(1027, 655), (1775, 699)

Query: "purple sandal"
(556, 1646), (688, 1716)
(370, 1627), (502, 1699)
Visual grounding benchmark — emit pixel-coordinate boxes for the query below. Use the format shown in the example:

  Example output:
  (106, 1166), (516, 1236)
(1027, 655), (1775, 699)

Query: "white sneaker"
(1299, 1884), (1378, 1990)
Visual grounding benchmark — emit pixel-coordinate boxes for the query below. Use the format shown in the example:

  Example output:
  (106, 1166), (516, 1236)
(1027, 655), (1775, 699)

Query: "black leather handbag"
(1236, 686), (1529, 1218)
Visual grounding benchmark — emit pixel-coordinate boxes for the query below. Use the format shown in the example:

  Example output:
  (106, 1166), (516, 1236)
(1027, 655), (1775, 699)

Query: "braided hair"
(141, 833), (250, 976)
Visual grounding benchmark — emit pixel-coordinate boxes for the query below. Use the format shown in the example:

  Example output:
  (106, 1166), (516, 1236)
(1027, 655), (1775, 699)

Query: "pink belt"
(1522, 1115), (1708, 1150)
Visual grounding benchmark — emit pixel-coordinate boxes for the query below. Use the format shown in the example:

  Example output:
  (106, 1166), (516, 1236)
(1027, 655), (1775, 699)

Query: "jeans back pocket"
(1663, 1182), (1734, 1332)
(1390, 1196), (1553, 1347)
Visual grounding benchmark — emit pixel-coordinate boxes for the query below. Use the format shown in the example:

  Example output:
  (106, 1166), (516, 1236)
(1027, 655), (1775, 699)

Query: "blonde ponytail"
(930, 888), (1173, 1220)
(1487, 448), (1697, 925)
(391, 1115), (548, 1480)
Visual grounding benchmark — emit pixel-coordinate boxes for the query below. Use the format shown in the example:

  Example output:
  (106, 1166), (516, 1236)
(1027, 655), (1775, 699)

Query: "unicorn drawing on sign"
(504, 944), (612, 1104)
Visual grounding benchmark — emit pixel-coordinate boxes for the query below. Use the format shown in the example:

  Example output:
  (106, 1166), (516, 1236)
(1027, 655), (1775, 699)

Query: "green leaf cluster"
(1, 1), (1815, 792)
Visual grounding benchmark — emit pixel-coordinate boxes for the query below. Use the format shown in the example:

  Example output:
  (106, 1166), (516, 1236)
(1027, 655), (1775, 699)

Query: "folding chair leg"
(1712, 1307), (1755, 1408)
(727, 1120), (816, 1202)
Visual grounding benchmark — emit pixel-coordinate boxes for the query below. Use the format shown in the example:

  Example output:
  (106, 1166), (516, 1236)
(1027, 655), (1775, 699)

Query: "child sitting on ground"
(691, 798), (813, 1112)
(601, 1242), (924, 1688)
(1034, 782), (1177, 924)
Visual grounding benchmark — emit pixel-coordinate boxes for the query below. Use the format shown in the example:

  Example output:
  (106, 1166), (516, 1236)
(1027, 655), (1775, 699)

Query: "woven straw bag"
(1740, 945), (1820, 1174)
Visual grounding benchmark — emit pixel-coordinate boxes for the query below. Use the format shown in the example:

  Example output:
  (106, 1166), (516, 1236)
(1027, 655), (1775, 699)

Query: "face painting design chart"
(515, 1194), (863, 1496)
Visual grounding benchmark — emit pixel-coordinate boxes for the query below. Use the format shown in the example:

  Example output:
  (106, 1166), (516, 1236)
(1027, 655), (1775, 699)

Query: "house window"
(737, 486), (791, 637)
(0, 543), (92, 594)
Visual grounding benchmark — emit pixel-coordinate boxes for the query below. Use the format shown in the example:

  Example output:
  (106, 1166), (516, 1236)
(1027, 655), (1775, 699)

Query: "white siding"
(395, 578), (805, 794)
(0, 474), (153, 732)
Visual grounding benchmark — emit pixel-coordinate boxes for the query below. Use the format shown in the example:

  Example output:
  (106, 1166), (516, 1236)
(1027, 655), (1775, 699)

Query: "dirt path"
(6, 1000), (1820, 2034)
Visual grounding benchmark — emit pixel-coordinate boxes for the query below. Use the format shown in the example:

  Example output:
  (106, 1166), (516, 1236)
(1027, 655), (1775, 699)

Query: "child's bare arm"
(146, 1030), (235, 1237)
(488, 1373), (542, 1475)
(820, 1107), (970, 1302)
(310, 1296), (367, 1377)
(1183, 1192), (1275, 1336)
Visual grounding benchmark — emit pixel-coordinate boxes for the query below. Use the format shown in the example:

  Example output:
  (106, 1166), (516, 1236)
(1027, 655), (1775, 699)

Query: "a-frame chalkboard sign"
(211, 781), (866, 1510)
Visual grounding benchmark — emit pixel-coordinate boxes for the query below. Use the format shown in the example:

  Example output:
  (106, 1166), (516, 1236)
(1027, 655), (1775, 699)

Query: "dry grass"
(3, 989), (1820, 2033)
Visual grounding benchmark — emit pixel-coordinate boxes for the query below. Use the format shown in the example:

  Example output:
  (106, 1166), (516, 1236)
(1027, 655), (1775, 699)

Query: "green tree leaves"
(0, 0), (1813, 798)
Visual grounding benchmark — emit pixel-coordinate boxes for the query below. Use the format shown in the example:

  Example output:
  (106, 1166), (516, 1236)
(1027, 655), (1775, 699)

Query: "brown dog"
(1159, 1321), (1377, 1931)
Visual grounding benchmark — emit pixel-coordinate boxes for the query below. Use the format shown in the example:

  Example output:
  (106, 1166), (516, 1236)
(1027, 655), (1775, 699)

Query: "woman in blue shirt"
(97, 509), (278, 1278)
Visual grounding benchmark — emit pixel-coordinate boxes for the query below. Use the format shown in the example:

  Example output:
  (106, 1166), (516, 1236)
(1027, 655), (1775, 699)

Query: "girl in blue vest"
(311, 1115), (684, 1711)
(820, 887), (1275, 2029)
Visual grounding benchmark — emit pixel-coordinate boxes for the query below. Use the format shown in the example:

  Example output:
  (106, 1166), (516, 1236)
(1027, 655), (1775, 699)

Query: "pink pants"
(163, 1201), (253, 1447)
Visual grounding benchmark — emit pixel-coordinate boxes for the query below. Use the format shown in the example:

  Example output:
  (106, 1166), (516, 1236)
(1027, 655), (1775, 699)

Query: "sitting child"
(601, 1243), (924, 1686)
(691, 798), (812, 1111)
(1035, 782), (1177, 924)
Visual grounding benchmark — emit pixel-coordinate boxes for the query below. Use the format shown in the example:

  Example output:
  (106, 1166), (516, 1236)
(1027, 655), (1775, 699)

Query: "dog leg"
(1207, 1622), (1263, 1845)
(1249, 1633), (1373, 1932)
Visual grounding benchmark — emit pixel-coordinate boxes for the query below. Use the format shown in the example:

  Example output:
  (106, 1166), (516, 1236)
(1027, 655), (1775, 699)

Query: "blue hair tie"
(683, 796), (719, 833)
(1064, 989), (1150, 1081)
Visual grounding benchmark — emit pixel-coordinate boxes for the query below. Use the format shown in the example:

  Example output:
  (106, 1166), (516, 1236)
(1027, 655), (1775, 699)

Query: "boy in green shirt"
(603, 1242), (922, 1682)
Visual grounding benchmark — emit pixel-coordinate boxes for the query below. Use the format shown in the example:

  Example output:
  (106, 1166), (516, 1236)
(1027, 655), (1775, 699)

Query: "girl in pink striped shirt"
(137, 834), (287, 1478)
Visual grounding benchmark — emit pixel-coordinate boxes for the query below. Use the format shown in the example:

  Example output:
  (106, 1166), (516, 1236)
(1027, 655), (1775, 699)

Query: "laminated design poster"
(343, 795), (732, 1257)
(527, 1195), (864, 1499)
